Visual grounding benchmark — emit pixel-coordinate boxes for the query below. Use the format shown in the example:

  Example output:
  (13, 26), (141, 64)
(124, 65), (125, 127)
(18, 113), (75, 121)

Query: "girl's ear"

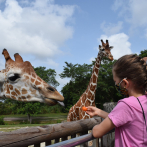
(123, 79), (129, 88)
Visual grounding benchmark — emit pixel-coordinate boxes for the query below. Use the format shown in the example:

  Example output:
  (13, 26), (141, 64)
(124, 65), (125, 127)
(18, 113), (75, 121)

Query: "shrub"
(0, 116), (5, 125)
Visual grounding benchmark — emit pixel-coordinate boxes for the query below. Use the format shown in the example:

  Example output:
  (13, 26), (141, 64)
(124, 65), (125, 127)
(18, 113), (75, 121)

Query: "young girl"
(86, 54), (147, 146)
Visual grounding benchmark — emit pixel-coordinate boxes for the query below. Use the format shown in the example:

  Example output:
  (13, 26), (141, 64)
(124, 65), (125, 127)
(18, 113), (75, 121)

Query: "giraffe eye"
(8, 73), (20, 82)
(101, 49), (105, 51)
(47, 86), (56, 92)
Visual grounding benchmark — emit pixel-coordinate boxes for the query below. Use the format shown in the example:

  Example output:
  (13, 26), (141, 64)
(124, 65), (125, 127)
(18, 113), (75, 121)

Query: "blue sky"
(0, 0), (147, 93)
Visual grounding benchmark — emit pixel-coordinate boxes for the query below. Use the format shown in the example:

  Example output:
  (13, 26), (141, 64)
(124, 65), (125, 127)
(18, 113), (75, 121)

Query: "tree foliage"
(59, 62), (92, 82)
(60, 59), (123, 111)
(139, 49), (147, 58)
(60, 62), (93, 111)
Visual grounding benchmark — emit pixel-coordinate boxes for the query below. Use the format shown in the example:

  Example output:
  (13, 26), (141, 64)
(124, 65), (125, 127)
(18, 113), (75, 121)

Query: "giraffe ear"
(99, 45), (102, 49)
(109, 46), (113, 50)
(14, 53), (23, 63)
(2, 49), (14, 63)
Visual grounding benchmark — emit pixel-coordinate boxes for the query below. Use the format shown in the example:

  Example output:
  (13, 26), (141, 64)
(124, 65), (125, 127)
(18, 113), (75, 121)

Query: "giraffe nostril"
(47, 86), (56, 92)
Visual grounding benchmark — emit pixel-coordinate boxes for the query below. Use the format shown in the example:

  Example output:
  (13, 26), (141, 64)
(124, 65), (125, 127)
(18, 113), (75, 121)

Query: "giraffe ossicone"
(67, 39), (114, 121)
(0, 49), (64, 106)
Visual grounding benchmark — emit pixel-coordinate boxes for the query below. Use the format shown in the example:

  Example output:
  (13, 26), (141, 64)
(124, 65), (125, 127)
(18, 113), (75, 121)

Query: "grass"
(0, 113), (68, 132)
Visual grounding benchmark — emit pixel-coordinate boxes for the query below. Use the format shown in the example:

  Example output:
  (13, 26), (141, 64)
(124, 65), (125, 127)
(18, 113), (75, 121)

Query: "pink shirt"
(108, 95), (147, 147)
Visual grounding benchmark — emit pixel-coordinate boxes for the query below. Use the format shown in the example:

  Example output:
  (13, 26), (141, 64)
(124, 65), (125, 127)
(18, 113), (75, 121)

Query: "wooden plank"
(0, 117), (101, 147)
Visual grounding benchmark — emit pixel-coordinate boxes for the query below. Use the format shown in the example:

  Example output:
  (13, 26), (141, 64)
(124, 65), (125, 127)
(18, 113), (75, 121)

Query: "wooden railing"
(0, 117), (115, 147)
(0, 102), (117, 147)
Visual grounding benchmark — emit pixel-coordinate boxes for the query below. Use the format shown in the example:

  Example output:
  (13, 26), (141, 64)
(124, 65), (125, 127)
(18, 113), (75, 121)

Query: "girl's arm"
(92, 116), (115, 138)
(98, 109), (109, 119)
(86, 106), (109, 119)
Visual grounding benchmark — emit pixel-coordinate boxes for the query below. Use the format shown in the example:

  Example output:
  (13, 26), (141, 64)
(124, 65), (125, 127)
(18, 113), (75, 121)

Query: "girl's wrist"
(97, 108), (102, 116)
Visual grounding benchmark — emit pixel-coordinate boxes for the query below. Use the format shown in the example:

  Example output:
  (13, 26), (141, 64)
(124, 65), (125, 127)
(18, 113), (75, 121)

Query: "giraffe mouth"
(57, 101), (65, 106)
(44, 98), (64, 106)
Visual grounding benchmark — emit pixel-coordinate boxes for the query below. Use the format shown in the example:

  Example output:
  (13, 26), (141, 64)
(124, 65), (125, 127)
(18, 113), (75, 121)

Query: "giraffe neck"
(85, 52), (102, 97)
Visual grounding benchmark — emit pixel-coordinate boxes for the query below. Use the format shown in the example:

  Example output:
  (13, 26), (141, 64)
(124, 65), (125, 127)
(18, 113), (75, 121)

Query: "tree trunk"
(27, 114), (32, 124)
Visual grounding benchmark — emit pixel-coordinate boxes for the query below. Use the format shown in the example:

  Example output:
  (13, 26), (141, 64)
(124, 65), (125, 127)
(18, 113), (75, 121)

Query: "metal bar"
(47, 133), (94, 147)
(47, 129), (115, 147)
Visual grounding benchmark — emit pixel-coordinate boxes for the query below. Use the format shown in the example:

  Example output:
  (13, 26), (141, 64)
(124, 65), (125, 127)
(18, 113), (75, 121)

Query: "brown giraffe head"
(0, 49), (64, 106)
(99, 39), (113, 60)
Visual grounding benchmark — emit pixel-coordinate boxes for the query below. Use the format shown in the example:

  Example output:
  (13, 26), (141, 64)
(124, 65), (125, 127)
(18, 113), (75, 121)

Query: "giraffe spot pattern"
(32, 73), (36, 78)
(15, 88), (21, 95)
(11, 95), (16, 100)
(30, 88), (37, 95)
(8, 85), (13, 90)
(21, 96), (26, 99)
(96, 62), (100, 68)
(22, 88), (27, 94)
(92, 74), (97, 83)
(27, 95), (31, 99)
(31, 78), (35, 83)
(6, 86), (10, 94)
(24, 75), (29, 80)
(85, 99), (91, 106)
(35, 80), (41, 86)
(18, 97), (21, 101)
(37, 77), (42, 81)
(87, 90), (92, 98)
(95, 66), (99, 75)
(90, 84), (96, 92)
(11, 91), (17, 96)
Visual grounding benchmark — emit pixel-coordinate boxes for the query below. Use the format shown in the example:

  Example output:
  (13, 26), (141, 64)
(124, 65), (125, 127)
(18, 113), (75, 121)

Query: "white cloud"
(127, 0), (147, 27)
(112, 0), (147, 27)
(99, 33), (132, 60)
(89, 57), (95, 63)
(101, 21), (123, 36)
(56, 75), (70, 93)
(0, 0), (76, 64)
(0, 59), (5, 70)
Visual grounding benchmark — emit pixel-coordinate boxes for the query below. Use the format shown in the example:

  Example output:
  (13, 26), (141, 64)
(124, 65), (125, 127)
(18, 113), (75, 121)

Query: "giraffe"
(0, 49), (64, 106)
(67, 40), (113, 121)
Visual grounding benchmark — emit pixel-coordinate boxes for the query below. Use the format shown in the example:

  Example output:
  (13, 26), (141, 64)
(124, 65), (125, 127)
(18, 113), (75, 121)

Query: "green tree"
(60, 62), (93, 111)
(12, 101), (42, 123)
(60, 59), (122, 111)
(95, 59), (122, 108)
(139, 49), (147, 58)
(59, 62), (92, 82)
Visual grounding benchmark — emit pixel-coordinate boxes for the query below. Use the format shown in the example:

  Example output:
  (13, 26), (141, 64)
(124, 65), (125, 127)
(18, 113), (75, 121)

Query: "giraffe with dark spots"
(67, 40), (114, 121)
(0, 49), (64, 106)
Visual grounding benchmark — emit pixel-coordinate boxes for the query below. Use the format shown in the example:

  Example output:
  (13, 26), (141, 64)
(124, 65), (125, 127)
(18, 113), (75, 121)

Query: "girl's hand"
(86, 106), (100, 117)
